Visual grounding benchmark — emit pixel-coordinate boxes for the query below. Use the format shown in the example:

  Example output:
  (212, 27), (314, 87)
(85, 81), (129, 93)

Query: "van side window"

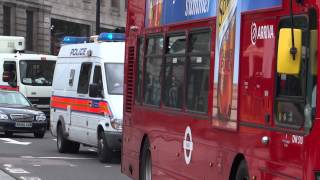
(69, 69), (75, 86)
(77, 63), (92, 94)
(93, 66), (102, 87)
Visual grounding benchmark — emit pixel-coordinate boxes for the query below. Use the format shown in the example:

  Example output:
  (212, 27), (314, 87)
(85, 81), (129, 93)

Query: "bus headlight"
(110, 118), (122, 130)
(36, 113), (46, 121)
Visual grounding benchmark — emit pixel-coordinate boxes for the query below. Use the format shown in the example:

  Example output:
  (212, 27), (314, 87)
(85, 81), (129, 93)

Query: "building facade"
(0, 0), (127, 55)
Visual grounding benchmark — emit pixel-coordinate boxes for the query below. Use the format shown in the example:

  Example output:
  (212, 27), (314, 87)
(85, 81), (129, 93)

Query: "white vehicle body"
(0, 36), (57, 116)
(50, 40), (124, 159)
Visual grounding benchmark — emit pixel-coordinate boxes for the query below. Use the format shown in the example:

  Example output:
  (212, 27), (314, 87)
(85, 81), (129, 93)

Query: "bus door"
(270, 8), (318, 179)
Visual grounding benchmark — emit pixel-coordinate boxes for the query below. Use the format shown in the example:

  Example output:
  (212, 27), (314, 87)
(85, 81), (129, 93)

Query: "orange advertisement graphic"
(213, 0), (239, 130)
(217, 17), (236, 120)
(147, 0), (163, 27)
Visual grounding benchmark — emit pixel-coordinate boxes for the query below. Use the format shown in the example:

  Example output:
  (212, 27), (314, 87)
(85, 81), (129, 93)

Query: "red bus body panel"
(122, 0), (320, 179)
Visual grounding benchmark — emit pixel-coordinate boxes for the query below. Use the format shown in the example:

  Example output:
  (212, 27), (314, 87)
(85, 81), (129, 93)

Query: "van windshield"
(19, 60), (56, 86)
(105, 63), (124, 95)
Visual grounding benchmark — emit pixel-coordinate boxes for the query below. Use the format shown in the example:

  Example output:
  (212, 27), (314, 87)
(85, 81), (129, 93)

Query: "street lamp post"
(96, 0), (100, 34)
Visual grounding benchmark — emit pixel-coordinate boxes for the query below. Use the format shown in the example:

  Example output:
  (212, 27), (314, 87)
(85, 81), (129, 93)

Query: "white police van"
(50, 33), (124, 162)
(0, 36), (57, 117)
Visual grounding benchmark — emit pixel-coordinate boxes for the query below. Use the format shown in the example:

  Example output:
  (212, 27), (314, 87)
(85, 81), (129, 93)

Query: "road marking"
(21, 156), (94, 160)
(5, 167), (29, 174)
(0, 138), (31, 145)
(52, 139), (57, 141)
(20, 177), (42, 180)
(88, 148), (96, 152)
(32, 165), (40, 167)
(3, 164), (12, 168)
(104, 165), (112, 168)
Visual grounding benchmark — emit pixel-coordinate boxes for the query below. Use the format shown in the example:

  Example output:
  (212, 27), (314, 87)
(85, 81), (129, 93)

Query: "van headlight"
(0, 114), (8, 120)
(36, 113), (46, 121)
(110, 118), (122, 130)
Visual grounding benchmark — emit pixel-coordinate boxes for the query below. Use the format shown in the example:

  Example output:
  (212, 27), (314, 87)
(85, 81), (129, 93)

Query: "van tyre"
(57, 124), (73, 153)
(235, 160), (249, 180)
(140, 139), (152, 180)
(4, 131), (13, 137)
(97, 131), (113, 163)
(68, 141), (80, 153)
(34, 131), (45, 138)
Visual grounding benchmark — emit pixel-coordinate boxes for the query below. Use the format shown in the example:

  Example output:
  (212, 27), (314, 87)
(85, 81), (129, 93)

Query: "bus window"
(163, 34), (186, 109)
(143, 36), (163, 106)
(136, 37), (144, 103)
(186, 31), (211, 113)
(275, 12), (318, 130)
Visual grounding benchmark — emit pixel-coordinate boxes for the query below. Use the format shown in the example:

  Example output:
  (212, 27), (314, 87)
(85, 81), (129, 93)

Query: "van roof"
(58, 41), (125, 63)
(0, 53), (57, 61)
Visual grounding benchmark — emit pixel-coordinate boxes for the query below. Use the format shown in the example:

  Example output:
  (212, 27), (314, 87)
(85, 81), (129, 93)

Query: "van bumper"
(104, 131), (122, 151)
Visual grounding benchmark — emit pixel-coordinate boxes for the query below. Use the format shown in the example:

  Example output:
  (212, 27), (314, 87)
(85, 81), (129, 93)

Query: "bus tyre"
(97, 131), (112, 163)
(140, 139), (152, 180)
(57, 124), (71, 153)
(34, 131), (45, 138)
(235, 160), (249, 180)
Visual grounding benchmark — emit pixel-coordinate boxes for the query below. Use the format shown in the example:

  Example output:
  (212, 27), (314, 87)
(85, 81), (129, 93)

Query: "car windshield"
(105, 63), (124, 95)
(19, 60), (56, 86)
(0, 91), (30, 106)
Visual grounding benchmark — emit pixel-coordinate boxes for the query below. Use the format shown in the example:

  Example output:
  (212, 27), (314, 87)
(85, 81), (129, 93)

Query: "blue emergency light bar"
(62, 36), (89, 44)
(98, 33), (125, 41)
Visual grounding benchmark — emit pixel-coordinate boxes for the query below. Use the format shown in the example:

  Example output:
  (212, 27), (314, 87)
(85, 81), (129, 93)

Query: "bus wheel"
(235, 160), (249, 180)
(97, 131), (112, 163)
(140, 139), (152, 180)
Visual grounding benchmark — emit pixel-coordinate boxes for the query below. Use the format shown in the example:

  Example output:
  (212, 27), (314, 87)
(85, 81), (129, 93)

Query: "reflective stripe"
(51, 96), (112, 116)
(0, 85), (19, 91)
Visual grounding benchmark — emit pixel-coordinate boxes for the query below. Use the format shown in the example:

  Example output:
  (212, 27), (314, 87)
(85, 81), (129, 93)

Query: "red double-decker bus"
(122, 0), (320, 179)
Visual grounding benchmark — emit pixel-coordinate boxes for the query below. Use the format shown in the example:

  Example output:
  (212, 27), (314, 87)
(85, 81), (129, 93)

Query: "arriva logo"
(251, 22), (274, 45)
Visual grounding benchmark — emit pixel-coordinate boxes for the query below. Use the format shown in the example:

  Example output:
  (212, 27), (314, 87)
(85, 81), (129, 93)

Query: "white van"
(0, 36), (57, 117)
(50, 33), (124, 162)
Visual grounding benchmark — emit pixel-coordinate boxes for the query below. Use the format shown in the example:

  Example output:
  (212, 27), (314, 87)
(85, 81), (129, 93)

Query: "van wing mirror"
(89, 83), (103, 98)
(2, 71), (11, 82)
(277, 28), (303, 75)
(2, 71), (15, 82)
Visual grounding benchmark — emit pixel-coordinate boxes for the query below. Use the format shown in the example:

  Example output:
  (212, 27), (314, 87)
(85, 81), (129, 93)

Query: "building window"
(111, 0), (120, 9)
(3, 6), (11, 36)
(26, 10), (34, 50)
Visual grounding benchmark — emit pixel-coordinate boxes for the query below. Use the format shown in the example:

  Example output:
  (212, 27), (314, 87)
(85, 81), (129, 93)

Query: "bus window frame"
(162, 31), (187, 111)
(185, 28), (212, 115)
(135, 36), (146, 104)
(138, 27), (213, 117)
(274, 14), (312, 131)
(142, 34), (165, 108)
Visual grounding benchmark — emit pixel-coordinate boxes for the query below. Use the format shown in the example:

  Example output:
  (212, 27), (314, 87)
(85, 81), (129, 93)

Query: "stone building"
(0, 0), (127, 55)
